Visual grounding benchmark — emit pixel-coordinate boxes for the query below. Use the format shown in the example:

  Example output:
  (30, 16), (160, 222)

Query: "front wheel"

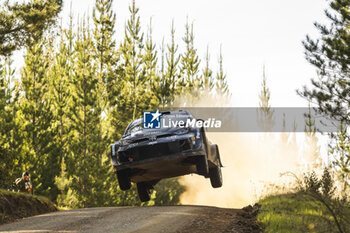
(137, 182), (151, 202)
(209, 165), (223, 188)
(117, 170), (131, 190)
(196, 155), (209, 176)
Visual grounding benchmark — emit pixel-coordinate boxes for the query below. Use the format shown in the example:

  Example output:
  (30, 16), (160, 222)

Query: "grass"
(0, 188), (57, 224)
(257, 192), (350, 233)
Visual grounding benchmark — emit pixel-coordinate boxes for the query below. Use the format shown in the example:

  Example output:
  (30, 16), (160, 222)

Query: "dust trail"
(175, 95), (321, 208)
(180, 132), (304, 208)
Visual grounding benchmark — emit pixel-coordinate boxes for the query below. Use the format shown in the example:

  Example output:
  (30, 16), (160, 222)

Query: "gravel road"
(0, 205), (260, 233)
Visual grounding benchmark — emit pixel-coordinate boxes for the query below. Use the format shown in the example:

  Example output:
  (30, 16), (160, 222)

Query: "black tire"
(137, 182), (151, 202)
(197, 128), (209, 176)
(209, 165), (223, 188)
(117, 170), (131, 191)
(196, 155), (209, 176)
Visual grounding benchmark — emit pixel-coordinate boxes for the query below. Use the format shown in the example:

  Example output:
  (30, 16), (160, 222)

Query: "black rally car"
(110, 110), (223, 202)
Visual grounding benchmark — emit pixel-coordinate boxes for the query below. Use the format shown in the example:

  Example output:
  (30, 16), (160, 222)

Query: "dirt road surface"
(0, 205), (261, 233)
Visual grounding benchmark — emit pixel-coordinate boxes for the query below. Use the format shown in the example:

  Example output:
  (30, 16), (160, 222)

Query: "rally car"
(110, 110), (223, 202)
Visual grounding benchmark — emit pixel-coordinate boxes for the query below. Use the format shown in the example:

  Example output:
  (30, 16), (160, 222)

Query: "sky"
(57, 0), (330, 107)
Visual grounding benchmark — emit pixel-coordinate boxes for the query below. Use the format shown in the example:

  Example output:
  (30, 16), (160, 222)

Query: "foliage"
(300, 0), (350, 125)
(303, 104), (322, 171)
(93, 0), (119, 109)
(165, 21), (181, 106)
(0, 0), (63, 55)
(120, 0), (148, 120)
(259, 169), (350, 233)
(21, 40), (59, 201)
(215, 45), (230, 99)
(257, 66), (274, 131)
(0, 0), (230, 208)
(301, 169), (350, 233)
(202, 46), (214, 97)
(258, 192), (350, 233)
(180, 18), (201, 105)
(0, 57), (21, 188)
(329, 122), (350, 196)
(153, 178), (186, 206)
(299, 0), (350, 199)
(67, 20), (105, 208)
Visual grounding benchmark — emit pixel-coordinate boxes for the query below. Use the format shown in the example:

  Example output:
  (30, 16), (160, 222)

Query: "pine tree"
(48, 18), (77, 206)
(329, 122), (350, 196)
(202, 45), (214, 96)
(0, 0), (63, 55)
(92, 0), (118, 171)
(0, 57), (11, 185)
(180, 18), (201, 105)
(0, 57), (22, 187)
(154, 38), (168, 109)
(50, 23), (74, 169)
(120, 0), (148, 120)
(92, 0), (125, 207)
(143, 18), (159, 108)
(68, 19), (105, 207)
(300, 0), (350, 194)
(215, 45), (230, 99)
(304, 104), (321, 171)
(280, 113), (290, 144)
(0, 58), (6, 184)
(257, 65), (274, 131)
(92, 0), (123, 143)
(93, 0), (119, 109)
(21, 40), (58, 200)
(300, 0), (350, 127)
(165, 20), (181, 105)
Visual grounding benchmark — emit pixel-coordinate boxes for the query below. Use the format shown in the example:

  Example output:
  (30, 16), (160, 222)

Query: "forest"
(0, 3), (349, 231)
(0, 0), (230, 207)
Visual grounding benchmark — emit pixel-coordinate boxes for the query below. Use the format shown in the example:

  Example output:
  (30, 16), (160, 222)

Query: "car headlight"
(119, 139), (132, 146)
(174, 128), (189, 135)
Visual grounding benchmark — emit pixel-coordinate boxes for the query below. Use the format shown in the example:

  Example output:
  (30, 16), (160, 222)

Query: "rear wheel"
(117, 170), (131, 190)
(137, 182), (151, 202)
(209, 165), (223, 188)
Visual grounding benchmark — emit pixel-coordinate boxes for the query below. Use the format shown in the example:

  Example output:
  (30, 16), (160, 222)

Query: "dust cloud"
(175, 95), (322, 208)
(179, 132), (305, 208)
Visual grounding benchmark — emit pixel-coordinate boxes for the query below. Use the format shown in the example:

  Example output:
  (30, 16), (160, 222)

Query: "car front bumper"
(114, 147), (205, 182)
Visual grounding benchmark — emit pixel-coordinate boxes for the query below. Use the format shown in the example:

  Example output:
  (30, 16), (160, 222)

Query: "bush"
(300, 168), (350, 233)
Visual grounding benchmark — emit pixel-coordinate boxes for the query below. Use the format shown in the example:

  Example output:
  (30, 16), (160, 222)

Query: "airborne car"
(110, 110), (223, 202)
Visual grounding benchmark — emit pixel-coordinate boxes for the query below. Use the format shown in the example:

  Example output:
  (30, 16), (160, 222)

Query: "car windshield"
(123, 112), (193, 136)
(161, 115), (192, 127)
